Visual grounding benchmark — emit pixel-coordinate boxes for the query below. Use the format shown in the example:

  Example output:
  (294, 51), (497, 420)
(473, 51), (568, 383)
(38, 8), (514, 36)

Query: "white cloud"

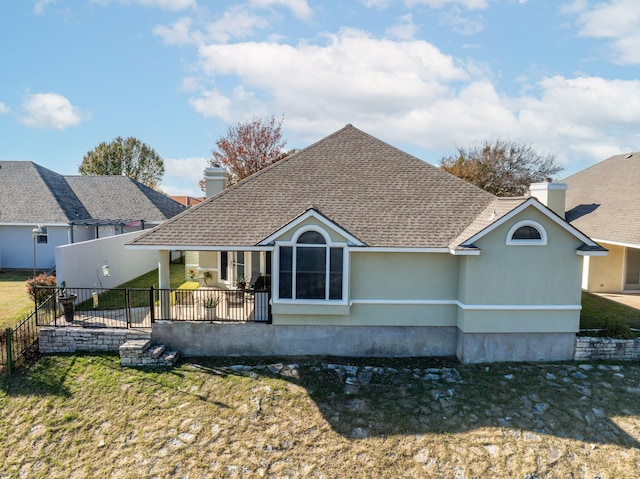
(20, 93), (85, 130)
(439, 7), (484, 35)
(33, 0), (55, 15)
(91, 0), (196, 11)
(571, 0), (640, 64)
(249, 0), (313, 20)
(386, 14), (419, 40)
(163, 156), (209, 196)
(183, 28), (640, 174)
(0, 102), (9, 114)
(405, 0), (488, 10)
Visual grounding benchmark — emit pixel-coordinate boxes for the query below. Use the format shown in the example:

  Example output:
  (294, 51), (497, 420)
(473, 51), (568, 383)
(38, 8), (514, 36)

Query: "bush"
(603, 318), (634, 339)
(26, 273), (57, 305)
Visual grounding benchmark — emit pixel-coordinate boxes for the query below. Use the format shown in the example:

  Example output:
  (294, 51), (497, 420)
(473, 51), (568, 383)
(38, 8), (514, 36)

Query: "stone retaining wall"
(39, 326), (151, 354)
(575, 336), (640, 361)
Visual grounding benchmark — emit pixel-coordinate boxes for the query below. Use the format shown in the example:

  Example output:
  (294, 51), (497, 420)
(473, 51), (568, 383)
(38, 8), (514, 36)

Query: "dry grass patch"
(2, 355), (640, 478)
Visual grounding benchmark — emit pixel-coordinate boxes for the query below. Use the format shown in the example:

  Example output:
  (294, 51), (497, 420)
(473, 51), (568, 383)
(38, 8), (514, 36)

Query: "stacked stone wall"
(39, 327), (151, 354)
(575, 336), (640, 361)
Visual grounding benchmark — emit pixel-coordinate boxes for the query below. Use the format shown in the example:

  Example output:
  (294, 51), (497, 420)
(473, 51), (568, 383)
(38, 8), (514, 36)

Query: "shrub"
(603, 317), (634, 339)
(26, 273), (57, 305)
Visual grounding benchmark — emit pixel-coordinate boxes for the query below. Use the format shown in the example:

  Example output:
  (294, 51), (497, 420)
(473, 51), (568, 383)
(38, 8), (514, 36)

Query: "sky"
(1, 0), (639, 197)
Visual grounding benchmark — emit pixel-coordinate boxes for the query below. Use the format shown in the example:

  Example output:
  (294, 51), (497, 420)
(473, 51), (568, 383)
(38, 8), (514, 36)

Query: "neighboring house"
(169, 195), (205, 207)
(565, 152), (640, 293)
(0, 161), (185, 271)
(127, 124), (605, 363)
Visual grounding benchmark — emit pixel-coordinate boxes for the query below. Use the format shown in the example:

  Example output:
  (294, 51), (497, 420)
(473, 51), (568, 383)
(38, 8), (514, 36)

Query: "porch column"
(159, 250), (171, 319)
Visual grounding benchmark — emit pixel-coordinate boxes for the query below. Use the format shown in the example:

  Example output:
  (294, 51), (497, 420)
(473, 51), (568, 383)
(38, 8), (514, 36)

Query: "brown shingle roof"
(564, 152), (640, 246)
(128, 124), (496, 249)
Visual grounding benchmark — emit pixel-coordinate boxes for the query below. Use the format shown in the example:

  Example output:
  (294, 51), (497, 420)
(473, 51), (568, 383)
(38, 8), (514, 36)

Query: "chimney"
(529, 179), (567, 218)
(204, 165), (226, 198)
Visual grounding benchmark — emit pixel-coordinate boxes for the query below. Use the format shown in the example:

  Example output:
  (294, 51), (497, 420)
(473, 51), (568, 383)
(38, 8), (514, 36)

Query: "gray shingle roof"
(449, 197), (529, 249)
(564, 152), (640, 246)
(0, 161), (184, 225)
(129, 124), (497, 249)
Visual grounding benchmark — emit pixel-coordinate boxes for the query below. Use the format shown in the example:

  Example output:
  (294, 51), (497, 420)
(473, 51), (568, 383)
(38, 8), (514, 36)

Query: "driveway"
(595, 292), (640, 310)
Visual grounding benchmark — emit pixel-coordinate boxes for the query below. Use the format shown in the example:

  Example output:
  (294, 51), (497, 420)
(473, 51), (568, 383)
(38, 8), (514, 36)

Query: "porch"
(34, 286), (271, 329)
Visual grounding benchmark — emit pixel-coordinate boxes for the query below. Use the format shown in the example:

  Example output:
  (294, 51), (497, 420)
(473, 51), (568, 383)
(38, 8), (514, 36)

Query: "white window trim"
(506, 220), (547, 246)
(273, 225), (349, 305)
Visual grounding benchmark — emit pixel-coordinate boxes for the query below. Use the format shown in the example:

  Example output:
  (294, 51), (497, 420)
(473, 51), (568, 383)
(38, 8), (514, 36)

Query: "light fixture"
(32, 225), (43, 281)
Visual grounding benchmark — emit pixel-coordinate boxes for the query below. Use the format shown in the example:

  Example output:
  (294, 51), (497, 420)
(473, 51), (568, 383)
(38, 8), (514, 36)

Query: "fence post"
(5, 328), (12, 376)
(150, 286), (155, 323)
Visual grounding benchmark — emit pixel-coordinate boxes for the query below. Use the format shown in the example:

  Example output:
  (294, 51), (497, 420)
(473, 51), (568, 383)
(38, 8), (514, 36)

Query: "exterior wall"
(457, 332), (576, 363)
(56, 231), (159, 288)
(575, 336), (640, 360)
(272, 216), (350, 243)
(457, 208), (584, 336)
(39, 326), (151, 353)
(272, 251), (459, 327)
(152, 321), (457, 358)
(583, 243), (625, 293)
(0, 224), (68, 270)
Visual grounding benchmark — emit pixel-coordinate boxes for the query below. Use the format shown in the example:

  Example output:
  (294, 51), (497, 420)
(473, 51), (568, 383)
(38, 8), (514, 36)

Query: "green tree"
(79, 136), (165, 190)
(439, 140), (563, 197)
(207, 116), (287, 187)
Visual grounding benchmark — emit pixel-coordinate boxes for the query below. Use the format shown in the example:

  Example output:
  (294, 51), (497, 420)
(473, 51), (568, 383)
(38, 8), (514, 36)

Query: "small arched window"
(506, 221), (547, 245)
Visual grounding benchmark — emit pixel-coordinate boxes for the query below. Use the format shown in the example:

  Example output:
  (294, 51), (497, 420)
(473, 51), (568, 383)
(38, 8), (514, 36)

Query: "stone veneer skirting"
(38, 326), (640, 363)
(574, 336), (640, 361)
(39, 326), (151, 354)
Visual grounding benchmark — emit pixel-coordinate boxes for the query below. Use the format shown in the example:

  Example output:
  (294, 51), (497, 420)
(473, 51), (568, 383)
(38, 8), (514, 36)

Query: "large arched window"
(506, 220), (547, 246)
(278, 230), (344, 300)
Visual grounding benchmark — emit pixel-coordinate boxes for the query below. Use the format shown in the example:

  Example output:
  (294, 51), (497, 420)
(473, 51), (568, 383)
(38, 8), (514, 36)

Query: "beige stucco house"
(565, 153), (640, 294)
(127, 125), (605, 363)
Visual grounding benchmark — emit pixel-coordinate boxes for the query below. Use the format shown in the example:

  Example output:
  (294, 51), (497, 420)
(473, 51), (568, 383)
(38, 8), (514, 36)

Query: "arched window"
(506, 220), (547, 245)
(278, 230), (344, 300)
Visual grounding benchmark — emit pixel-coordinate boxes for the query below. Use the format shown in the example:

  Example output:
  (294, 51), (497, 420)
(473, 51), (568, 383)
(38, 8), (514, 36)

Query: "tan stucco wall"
(458, 208), (584, 305)
(583, 243), (624, 293)
(457, 207), (584, 334)
(272, 251), (459, 326)
(272, 217), (350, 243)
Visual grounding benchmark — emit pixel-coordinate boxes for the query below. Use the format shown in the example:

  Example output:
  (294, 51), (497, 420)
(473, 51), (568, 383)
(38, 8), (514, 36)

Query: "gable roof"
(129, 124), (498, 249)
(0, 161), (184, 225)
(450, 197), (605, 254)
(564, 152), (640, 246)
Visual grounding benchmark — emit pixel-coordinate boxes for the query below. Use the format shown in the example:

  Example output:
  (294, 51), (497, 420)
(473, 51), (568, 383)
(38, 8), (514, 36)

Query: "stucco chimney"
(529, 179), (567, 218)
(204, 165), (226, 198)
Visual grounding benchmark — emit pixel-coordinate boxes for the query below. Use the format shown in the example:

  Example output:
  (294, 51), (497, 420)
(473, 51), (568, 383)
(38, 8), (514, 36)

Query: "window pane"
(512, 226), (541, 240)
(297, 231), (326, 244)
(296, 247), (325, 299)
(279, 247), (292, 298)
(329, 248), (343, 300)
(220, 252), (228, 281)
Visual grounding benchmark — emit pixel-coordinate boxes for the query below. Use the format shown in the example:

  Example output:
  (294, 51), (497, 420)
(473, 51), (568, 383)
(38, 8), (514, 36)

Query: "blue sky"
(1, 0), (639, 196)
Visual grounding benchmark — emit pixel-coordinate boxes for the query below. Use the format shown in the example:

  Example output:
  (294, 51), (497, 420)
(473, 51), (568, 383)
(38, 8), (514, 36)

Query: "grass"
(580, 291), (640, 337)
(0, 263), (187, 327)
(0, 270), (36, 329)
(1, 354), (640, 477)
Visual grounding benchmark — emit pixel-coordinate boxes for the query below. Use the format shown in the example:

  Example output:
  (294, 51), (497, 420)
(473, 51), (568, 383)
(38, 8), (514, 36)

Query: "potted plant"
(235, 276), (247, 290)
(202, 295), (220, 321)
(57, 281), (77, 323)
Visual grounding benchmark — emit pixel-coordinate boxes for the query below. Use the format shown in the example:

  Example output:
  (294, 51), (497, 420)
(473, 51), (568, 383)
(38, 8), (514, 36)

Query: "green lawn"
(0, 270), (36, 329)
(580, 291), (640, 337)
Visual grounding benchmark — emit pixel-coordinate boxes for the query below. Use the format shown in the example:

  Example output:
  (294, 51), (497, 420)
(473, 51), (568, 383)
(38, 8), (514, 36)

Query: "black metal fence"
(33, 286), (271, 329)
(0, 294), (57, 375)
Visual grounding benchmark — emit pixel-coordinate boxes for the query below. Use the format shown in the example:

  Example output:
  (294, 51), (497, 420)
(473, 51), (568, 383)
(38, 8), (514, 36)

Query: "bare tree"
(439, 140), (562, 197)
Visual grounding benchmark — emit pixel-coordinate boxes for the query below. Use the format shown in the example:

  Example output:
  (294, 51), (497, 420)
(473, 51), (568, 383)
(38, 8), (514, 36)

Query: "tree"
(79, 136), (165, 190)
(439, 140), (563, 197)
(207, 116), (287, 187)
